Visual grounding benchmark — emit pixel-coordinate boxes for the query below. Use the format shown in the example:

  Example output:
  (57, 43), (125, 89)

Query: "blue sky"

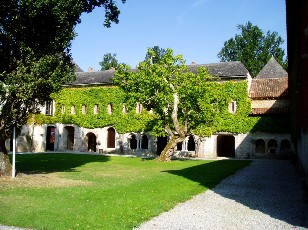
(71, 0), (287, 72)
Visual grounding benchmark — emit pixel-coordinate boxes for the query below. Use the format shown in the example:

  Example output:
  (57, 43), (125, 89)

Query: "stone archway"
(255, 139), (266, 154)
(187, 136), (195, 151)
(156, 136), (167, 155)
(63, 126), (74, 150)
(107, 127), (115, 148)
(129, 134), (137, 149)
(141, 134), (148, 149)
(86, 132), (97, 152)
(217, 135), (235, 157)
(268, 139), (278, 154)
(46, 126), (56, 151)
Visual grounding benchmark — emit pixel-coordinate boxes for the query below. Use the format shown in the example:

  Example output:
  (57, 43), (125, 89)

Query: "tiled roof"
(249, 77), (288, 99)
(187, 61), (248, 78)
(67, 61), (249, 86)
(66, 70), (115, 86)
(256, 57), (288, 79)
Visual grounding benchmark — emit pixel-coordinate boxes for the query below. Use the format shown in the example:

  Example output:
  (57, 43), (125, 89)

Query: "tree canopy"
(144, 46), (167, 64)
(114, 48), (221, 161)
(0, 0), (126, 176)
(217, 21), (287, 77)
(99, 53), (128, 70)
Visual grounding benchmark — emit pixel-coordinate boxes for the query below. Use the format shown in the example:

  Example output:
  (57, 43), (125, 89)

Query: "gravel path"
(135, 159), (308, 230)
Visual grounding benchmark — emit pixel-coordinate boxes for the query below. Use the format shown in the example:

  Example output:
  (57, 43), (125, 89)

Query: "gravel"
(135, 159), (308, 230)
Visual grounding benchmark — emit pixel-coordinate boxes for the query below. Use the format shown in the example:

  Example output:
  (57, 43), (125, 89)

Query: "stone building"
(11, 59), (294, 159)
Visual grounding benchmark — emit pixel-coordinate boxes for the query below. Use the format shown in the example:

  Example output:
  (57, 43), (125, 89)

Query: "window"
(94, 104), (99, 114)
(107, 103), (113, 115)
(136, 102), (142, 114)
(71, 106), (76, 115)
(45, 100), (53, 116)
(228, 100), (237, 114)
(61, 105), (65, 114)
(82, 105), (87, 114)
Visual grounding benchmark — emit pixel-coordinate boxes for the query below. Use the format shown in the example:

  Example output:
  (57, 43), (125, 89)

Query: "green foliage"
(0, 0), (126, 141)
(144, 46), (168, 64)
(99, 53), (128, 70)
(33, 86), (156, 134)
(33, 79), (289, 136)
(218, 21), (287, 77)
(0, 154), (250, 230)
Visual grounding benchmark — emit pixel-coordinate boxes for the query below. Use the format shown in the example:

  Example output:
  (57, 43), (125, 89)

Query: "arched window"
(255, 139), (265, 154)
(130, 134), (137, 149)
(141, 135), (148, 149)
(107, 127), (115, 148)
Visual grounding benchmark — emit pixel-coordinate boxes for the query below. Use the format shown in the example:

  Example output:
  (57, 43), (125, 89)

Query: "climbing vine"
(31, 82), (289, 135)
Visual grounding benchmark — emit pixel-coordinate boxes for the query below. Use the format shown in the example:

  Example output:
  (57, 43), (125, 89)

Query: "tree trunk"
(0, 140), (12, 176)
(158, 136), (185, 162)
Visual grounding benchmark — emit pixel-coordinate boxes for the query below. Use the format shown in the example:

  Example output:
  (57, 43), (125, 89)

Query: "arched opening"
(268, 139), (278, 154)
(46, 126), (56, 151)
(281, 139), (291, 151)
(255, 139), (266, 154)
(141, 135), (148, 149)
(187, 136), (195, 151)
(86, 132), (97, 152)
(156, 136), (167, 155)
(217, 135), (235, 157)
(130, 134), (137, 149)
(107, 127), (115, 148)
(177, 142), (183, 151)
(64, 126), (74, 150)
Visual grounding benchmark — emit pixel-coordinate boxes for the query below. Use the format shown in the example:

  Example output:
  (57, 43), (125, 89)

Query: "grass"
(0, 153), (250, 230)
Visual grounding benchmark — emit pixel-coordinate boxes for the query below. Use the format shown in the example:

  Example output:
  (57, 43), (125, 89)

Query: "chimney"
(109, 67), (116, 70)
(88, 67), (95, 72)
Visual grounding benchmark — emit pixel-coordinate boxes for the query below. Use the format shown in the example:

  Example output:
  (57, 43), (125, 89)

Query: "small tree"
(218, 21), (287, 77)
(114, 48), (219, 161)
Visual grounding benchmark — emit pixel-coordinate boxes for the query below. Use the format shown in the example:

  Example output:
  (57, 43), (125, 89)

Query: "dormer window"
(122, 105), (128, 114)
(61, 105), (65, 114)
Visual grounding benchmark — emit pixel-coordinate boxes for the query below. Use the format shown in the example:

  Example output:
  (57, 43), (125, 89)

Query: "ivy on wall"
(31, 82), (290, 136)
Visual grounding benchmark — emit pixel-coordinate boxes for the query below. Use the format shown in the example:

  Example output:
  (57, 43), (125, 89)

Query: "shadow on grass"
(164, 159), (308, 228)
(10, 153), (110, 174)
(163, 160), (251, 189)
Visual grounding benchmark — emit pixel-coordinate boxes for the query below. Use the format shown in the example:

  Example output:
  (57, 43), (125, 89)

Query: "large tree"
(217, 21), (287, 77)
(114, 48), (219, 161)
(0, 0), (126, 176)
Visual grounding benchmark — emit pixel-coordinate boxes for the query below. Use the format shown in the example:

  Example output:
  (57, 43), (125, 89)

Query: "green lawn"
(0, 154), (250, 230)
